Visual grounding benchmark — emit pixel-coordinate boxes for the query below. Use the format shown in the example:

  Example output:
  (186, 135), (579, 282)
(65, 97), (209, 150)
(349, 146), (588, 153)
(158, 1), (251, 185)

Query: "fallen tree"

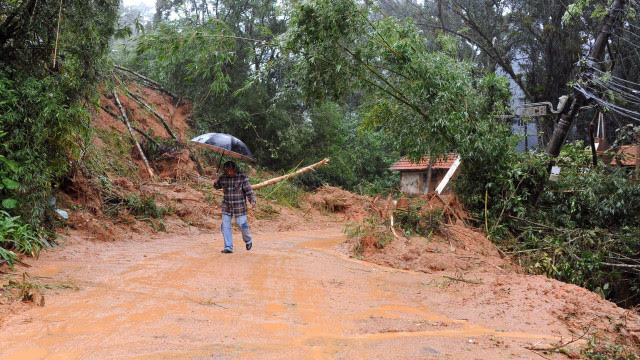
(251, 158), (330, 190)
(187, 158), (330, 191)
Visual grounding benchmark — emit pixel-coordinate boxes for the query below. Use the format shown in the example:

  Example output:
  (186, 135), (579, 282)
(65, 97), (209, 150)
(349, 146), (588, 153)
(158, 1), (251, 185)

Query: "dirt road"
(0, 227), (603, 359)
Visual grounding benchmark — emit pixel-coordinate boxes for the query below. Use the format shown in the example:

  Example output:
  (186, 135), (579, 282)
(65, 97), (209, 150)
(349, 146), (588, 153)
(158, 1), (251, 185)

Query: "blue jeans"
(221, 214), (252, 251)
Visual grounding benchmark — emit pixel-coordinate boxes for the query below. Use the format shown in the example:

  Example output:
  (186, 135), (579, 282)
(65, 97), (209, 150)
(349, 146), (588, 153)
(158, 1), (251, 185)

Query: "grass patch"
(93, 128), (139, 179)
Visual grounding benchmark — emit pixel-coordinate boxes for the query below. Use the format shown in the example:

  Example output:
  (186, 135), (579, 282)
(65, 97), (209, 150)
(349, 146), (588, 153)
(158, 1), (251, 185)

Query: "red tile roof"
(611, 145), (639, 166)
(389, 154), (459, 171)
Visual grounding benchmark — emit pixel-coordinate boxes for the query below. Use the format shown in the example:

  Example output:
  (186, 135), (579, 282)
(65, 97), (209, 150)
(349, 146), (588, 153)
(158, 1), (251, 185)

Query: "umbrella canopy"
(190, 133), (255, 162)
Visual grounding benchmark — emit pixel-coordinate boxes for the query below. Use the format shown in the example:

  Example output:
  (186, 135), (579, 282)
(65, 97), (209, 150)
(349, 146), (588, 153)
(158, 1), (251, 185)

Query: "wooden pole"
(185, 158), (331, 192)
(533, 0), (626, 203)
(113, 90), (155, 179)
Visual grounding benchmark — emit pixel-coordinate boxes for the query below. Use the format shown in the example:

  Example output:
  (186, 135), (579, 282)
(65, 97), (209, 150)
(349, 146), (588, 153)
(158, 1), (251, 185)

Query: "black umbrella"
(190, 133), (255, 163)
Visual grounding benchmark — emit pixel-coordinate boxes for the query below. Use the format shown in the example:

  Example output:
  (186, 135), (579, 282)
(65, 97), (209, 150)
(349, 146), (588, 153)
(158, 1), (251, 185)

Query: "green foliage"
(134, 18), (235, 97)
(0, 211), (48, 269)
(126, 1), (399, 193)
(289, 102), (400, 194)
(495, 142), (640, 306)
(539, 142), (640, 229)
(256, 180), (303, 209)
(285, 0), (513, 162)
(344, 215), (393, 255)
(0, 0), (119, 229)
(0, 132), (20, 210)
(395, 203), (444, 239)
(125, 195), (170, 219)
(580, 333), (639, 360)
(105, 193), (170, 220)
(93, 128), (140, 179)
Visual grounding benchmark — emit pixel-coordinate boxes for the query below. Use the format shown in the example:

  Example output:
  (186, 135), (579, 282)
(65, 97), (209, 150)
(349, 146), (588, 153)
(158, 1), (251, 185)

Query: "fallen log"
(124, 89), (178, 140)
(113, 89), (155, 179)
(112, 74), (178, 140)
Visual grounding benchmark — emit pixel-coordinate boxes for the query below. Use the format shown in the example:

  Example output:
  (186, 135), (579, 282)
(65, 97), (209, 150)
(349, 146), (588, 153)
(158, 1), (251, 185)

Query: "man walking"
(213, 161), (256, 253)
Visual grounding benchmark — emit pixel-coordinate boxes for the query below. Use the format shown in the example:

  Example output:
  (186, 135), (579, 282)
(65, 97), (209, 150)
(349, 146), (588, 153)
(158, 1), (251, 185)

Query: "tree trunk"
(425, 162), (433, 194)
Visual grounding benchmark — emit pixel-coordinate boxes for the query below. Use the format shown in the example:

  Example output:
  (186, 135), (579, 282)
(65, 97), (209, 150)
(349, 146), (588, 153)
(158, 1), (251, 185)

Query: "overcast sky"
(122, 0), (155, 7)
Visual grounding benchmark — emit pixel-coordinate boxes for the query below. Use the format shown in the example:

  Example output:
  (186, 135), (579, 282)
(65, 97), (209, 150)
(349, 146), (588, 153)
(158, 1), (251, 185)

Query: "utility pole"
(530, 0), (627, 204)
(544, 0), (627, 165)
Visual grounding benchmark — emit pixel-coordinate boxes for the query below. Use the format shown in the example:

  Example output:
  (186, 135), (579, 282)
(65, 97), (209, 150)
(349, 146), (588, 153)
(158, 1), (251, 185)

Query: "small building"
(611, 144), (639, 168)
(389, 154), (460, 196)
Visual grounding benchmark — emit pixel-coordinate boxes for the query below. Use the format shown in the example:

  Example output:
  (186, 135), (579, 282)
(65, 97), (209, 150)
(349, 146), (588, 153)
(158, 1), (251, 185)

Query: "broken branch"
(112, 74), (178, 140)
(124, 89), (178, 140)
(435, 193), (465, 225)
(525, 327), (590, 352)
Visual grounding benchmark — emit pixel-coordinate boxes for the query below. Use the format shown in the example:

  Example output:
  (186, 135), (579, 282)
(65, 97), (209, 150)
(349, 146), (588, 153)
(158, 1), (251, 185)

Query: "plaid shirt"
(214, 172), (256, 216)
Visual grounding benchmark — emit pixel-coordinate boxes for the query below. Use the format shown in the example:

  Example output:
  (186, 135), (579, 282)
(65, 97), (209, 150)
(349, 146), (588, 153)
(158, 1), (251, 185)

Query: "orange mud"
(0, 223), (637, 359)
(0, 229), (595, 359)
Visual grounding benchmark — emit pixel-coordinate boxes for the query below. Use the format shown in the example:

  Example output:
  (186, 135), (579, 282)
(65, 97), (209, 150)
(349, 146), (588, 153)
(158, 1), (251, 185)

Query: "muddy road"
(0, 227), (618, 359)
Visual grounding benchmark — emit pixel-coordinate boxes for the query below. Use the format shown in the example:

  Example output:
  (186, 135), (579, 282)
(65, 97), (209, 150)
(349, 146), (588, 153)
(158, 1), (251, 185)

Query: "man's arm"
(242, 175), (256, 205)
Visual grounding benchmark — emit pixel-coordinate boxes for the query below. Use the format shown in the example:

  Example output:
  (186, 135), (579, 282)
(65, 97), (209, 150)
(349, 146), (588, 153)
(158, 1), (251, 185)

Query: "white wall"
(400, 172), (422, 196)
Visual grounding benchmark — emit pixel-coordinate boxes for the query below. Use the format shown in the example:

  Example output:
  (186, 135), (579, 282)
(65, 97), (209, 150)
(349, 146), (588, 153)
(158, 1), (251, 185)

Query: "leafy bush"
(0, 132), (20, 210)
(395, 204), (444, 239)
(581, 333), (639, 360)
(344, 215), (393, 256)
(0, 0), (118, 230)
(0, 211), (48, 269)
(492, 142), (640, 306)
(125, 195), (169, 219)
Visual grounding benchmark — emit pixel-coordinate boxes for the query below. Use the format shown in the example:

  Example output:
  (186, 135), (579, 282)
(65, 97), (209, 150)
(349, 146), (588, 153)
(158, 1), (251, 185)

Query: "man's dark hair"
(223, 161), (237, 171)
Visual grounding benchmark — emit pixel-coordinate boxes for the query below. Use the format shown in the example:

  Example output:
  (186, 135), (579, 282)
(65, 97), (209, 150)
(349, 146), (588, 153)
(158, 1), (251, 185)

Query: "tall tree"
(378, 0), (589, 146)
(283, 0), (512, 160)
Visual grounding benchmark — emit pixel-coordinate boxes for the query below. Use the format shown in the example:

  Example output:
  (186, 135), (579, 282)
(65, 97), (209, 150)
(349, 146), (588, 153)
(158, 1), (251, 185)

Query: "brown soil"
(0, 84), (639, 358)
